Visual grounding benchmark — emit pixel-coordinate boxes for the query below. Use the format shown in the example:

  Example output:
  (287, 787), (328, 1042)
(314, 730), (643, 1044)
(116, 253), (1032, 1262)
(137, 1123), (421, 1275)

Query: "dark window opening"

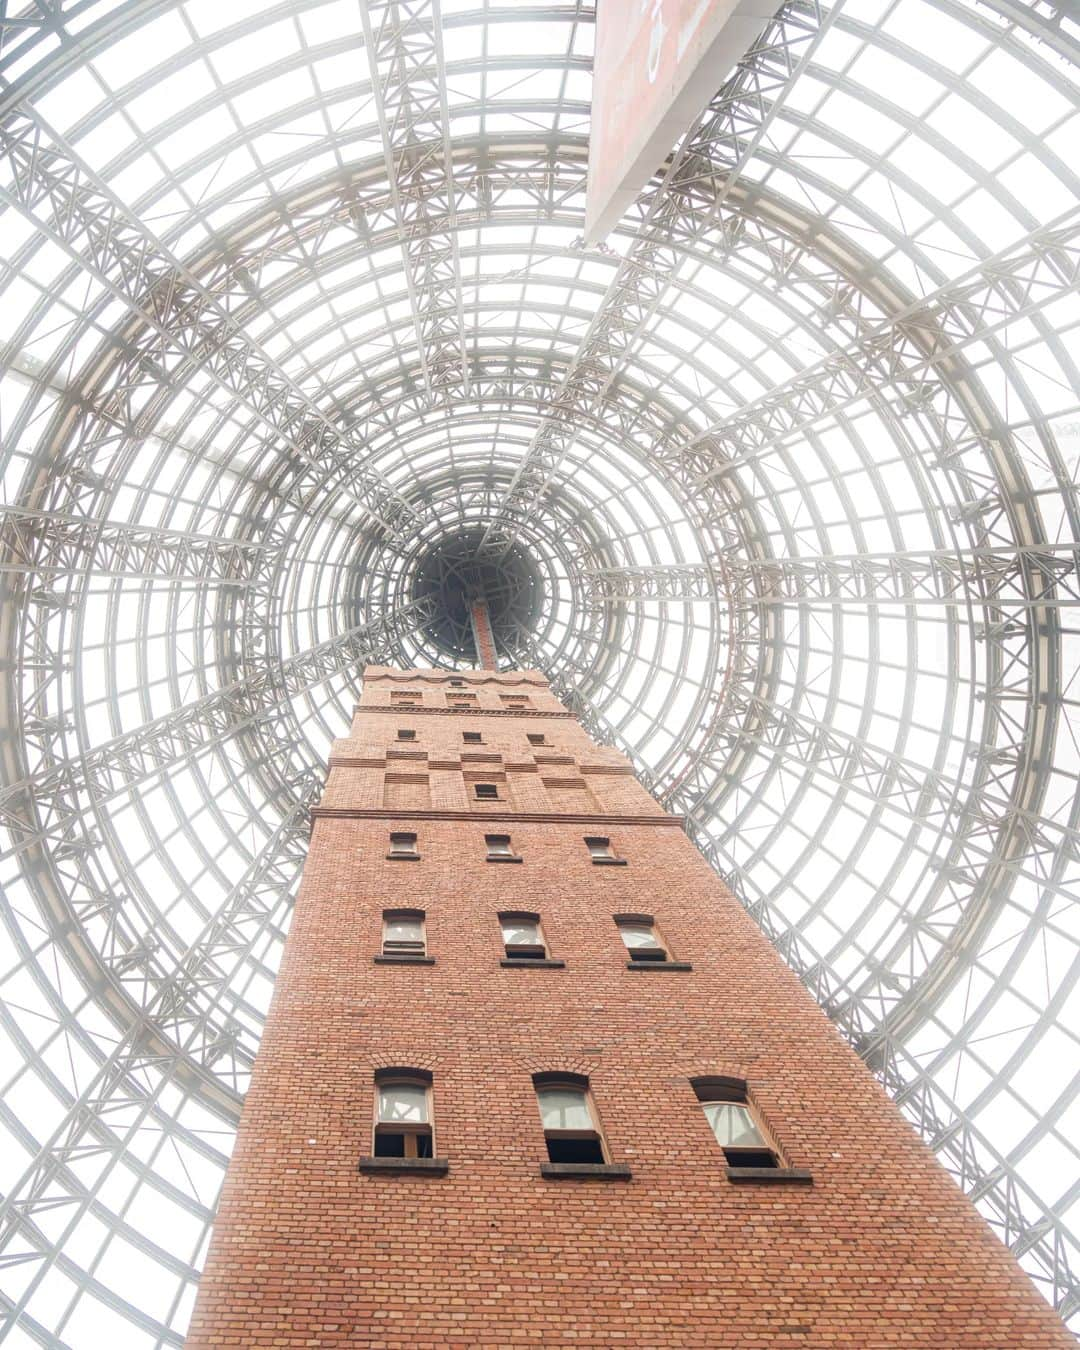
(726, 1148), (778, 1169)
(545, 1134), (605, 1164)
(397, 729), (416, 741)
(372, 1131), (434, 1159)
(474, 782), (499, 800)
(527, 732), (546, 746)
(463, 731), (482, 744)
(449, 678), (465, 687)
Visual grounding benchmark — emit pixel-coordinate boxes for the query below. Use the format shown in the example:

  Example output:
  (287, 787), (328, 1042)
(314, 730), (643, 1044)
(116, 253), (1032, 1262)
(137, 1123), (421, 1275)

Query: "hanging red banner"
(585, 0), (777, 244)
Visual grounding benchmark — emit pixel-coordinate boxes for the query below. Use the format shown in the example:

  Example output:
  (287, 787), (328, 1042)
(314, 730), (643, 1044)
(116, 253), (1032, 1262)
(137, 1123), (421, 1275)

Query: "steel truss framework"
(358, 0), (470, 403)
(0, 0), (1076, 1343)
(586, 546), (1080, 607)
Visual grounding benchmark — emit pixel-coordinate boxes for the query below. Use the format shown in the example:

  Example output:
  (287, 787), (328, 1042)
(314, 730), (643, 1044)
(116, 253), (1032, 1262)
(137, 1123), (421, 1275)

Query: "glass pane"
(703, 1102), (764, 1147)
(537, 1087), (592, 1131)
(620, 923), (660, 949)
(378, 1083), (428, 1123)
(502, 919), (539, 945)
(384, 920), (423, 943)
(486, 837), (512, 854)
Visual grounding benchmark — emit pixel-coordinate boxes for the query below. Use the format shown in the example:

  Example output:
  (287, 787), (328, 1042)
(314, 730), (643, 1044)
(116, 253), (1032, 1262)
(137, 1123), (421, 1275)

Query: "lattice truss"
(0, 0), (1076, 1343)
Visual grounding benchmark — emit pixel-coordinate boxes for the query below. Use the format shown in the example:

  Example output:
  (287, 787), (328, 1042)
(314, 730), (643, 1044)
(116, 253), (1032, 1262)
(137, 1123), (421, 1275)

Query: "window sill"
(726, 1166), (813, 1185)
(373, 954), (435, 965)
(358, 1156), (449, 1175)
(385, 854), (421, 862)
(540, 1162), (632, 1180)
(626, 961), (693, 972)
(591, 857), (628, 866)
(486, 855), (523, 863)
(501, 957), (565, 968)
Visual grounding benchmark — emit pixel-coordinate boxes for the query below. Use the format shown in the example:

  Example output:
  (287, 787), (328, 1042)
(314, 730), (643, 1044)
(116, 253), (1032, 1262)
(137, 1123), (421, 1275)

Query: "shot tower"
(187, 601), (1071, 1347)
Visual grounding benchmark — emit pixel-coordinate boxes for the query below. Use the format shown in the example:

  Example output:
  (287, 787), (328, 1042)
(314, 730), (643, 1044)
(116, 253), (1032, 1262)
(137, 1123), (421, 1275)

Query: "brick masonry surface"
(185, 667), (1073, 1348)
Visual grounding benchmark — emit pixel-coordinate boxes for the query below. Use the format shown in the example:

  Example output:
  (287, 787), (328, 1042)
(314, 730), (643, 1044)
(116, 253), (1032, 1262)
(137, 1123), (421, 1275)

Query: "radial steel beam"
(586, 546), (1080, 607)
(358, 0), (470, 401)
(0, 507), (276, 584)
(0, 105), (424, 540)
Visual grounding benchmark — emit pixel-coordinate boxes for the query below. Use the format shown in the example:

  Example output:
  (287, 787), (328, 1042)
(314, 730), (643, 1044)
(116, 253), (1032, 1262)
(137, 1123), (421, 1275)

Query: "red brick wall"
(186, 668), (1071, 1348)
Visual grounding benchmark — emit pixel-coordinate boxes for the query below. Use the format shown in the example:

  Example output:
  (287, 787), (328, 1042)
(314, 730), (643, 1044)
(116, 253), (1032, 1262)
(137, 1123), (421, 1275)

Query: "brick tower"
(186, 659), (1072, 1348)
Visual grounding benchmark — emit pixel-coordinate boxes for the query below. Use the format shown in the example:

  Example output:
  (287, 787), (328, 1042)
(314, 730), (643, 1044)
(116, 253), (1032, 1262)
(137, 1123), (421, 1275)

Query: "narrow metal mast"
(469, 596), (498, 670)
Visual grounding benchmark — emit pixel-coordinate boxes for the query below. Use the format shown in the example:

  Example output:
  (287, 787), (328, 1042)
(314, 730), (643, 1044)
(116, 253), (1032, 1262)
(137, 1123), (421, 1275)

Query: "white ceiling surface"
(0, 0), (1076, 1343)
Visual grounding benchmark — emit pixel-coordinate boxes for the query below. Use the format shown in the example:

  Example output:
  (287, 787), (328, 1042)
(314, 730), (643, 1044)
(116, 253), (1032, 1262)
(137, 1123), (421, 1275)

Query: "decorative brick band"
(327, 756), (626, 775)
(364, 668), (548, 688)
(310, 807), (685, 827)
(354, 704), (576, 718)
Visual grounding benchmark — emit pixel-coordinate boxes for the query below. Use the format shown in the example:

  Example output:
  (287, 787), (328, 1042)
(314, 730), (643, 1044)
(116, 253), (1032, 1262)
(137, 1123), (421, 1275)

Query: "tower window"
(382, 910), (426, 957)
(387, 831), (420, 860)
(693, 1079), (779, 1169)
(534, 1074), (605, 1164)
(463, 731), (482, 744)
(397, 729), (416, 741)
(485, 833), (520, 862)
(585, 836), (626, 865)
(500, 912), (547, 960)
(449, 678), (465, 687)
(474, 782), (499, 800)
(615, 915), (668, 962)
(527, 732), (546, 746)
(373, 1070), (434, 1159)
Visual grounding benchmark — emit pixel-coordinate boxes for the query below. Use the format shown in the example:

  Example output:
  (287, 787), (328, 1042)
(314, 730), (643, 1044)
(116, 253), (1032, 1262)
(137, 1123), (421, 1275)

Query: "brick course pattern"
(186, 666), (1072, 1348)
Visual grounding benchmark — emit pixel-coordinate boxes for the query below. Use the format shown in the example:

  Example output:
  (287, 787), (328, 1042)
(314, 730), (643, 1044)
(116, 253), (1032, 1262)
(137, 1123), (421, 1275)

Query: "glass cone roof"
(0, 0), (1078, 1342)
